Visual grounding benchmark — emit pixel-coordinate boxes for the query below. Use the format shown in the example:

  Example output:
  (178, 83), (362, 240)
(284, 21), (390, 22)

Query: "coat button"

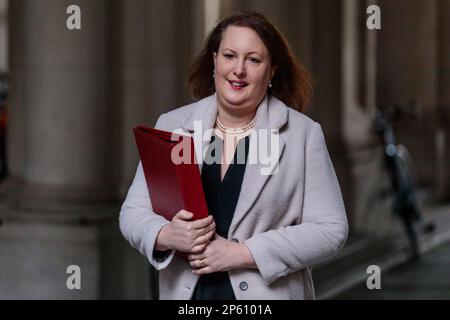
(239, 281), (248, 291)
(231, 238), (239, 243)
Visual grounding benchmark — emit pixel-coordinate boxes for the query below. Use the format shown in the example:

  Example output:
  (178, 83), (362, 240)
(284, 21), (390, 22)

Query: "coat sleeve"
(119, 113), (176, 270)
(244, 122), (349, 285)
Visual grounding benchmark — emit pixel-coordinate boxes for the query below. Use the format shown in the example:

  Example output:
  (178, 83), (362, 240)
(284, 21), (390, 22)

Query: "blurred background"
(0, 0), (449, 299)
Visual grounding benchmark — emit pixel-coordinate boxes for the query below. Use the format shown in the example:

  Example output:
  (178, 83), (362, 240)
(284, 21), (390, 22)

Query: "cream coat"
(119, 94), (348, 300)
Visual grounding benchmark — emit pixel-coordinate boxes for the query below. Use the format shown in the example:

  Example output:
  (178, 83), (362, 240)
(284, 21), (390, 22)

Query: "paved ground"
(334, 239), (450, 300)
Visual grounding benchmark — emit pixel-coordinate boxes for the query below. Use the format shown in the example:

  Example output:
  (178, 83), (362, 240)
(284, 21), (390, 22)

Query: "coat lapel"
(228, 96), (287, 235)
(180, 94), (289, 235)
(181, 95), (217, 173)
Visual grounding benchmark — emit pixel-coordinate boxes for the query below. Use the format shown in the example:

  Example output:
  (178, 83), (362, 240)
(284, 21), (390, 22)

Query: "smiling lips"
(228, 80), (248, 90)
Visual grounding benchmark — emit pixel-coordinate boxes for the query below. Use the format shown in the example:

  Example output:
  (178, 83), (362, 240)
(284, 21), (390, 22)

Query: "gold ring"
(199, 259), (206, 268)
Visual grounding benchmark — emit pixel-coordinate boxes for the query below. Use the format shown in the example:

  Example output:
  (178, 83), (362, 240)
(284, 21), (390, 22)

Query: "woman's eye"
(249, 57), (261, 64)
(223, 54), (234, 60)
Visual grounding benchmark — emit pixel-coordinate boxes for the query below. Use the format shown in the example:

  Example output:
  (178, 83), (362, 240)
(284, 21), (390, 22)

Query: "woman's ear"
(213, 52), (218, 68)
(270, 65), (277, 80)
(213, 52), (218, 77)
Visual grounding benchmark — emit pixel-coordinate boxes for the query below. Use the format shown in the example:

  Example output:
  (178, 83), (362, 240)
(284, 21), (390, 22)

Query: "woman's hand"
(188, 234), (256, 275)
(155, 210), (216, 254)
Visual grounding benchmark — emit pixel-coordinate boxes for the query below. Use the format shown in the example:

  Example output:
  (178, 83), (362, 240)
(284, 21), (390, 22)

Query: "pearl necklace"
(215, 115), (256, 134)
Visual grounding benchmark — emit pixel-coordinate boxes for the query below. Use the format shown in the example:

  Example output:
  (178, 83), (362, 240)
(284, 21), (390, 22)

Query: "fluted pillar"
(311, 0), (393, 233)
(377, 0), (439, 188)
(116, 0), (205, 198)
(436, 0), (450, 199)
(5, 0), (113, 208)
(0, 0), (7, 71)
(1, 0), (115, 299)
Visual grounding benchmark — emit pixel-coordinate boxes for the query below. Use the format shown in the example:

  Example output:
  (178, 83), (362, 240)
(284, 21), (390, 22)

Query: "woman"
(120, 11), (348, 300)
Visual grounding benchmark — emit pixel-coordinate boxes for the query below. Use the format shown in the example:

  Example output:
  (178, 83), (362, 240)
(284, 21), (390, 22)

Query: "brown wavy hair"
(188, 11), (313, 112)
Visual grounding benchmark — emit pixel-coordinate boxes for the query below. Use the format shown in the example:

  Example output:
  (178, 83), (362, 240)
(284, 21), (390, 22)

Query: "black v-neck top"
(191, 133), (250, 300)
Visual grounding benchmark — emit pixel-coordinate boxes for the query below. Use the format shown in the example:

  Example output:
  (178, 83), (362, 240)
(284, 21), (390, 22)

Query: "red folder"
(133, 125), (209, 221)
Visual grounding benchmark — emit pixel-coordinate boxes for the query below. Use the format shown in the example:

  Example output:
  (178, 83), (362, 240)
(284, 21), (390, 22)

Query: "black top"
(191, 133), (250, 300)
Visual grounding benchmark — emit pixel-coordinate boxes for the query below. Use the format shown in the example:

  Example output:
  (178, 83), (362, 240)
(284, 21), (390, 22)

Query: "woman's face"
(213, 26), (275, 114)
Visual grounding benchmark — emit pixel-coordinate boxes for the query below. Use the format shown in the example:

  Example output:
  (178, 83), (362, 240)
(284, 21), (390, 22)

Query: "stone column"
(436, 0), (450, 199)
(1, 0), (115, 299)
(310, 0), (391, 233)
(0, 0), (7, 71)
(340, 0), (395, 233)
(116, 0), (205, 198)
(377, 0), (439, 189)
(6, 0), (113, 207)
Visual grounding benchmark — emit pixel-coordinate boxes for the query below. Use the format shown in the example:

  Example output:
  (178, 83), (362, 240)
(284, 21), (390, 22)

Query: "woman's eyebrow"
(222, 48), (264, 56)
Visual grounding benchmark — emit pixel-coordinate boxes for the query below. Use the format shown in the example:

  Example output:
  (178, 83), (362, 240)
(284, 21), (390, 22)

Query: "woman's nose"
(233, 59), (246, 77)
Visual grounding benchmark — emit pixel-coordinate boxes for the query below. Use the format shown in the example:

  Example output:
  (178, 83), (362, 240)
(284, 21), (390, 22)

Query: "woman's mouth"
(228, 80), (248, 90)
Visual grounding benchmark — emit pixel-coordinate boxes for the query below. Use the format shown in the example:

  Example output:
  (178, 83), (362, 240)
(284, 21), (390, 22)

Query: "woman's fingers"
(208, 221), (216, 232)
(193, 229), (215, 246)
(192, 266), (213, 275)
(195, 221), (216, 238)
(190, 242), (208, 254)
(188, 252), (206, 261)
(173, 210), (193, 221)
(191, 215), (214, 230)
(189, 258), (207, 268)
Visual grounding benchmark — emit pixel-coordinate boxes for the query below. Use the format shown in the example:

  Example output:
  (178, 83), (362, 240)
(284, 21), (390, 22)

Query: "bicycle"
(373, 105), (435, 260)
